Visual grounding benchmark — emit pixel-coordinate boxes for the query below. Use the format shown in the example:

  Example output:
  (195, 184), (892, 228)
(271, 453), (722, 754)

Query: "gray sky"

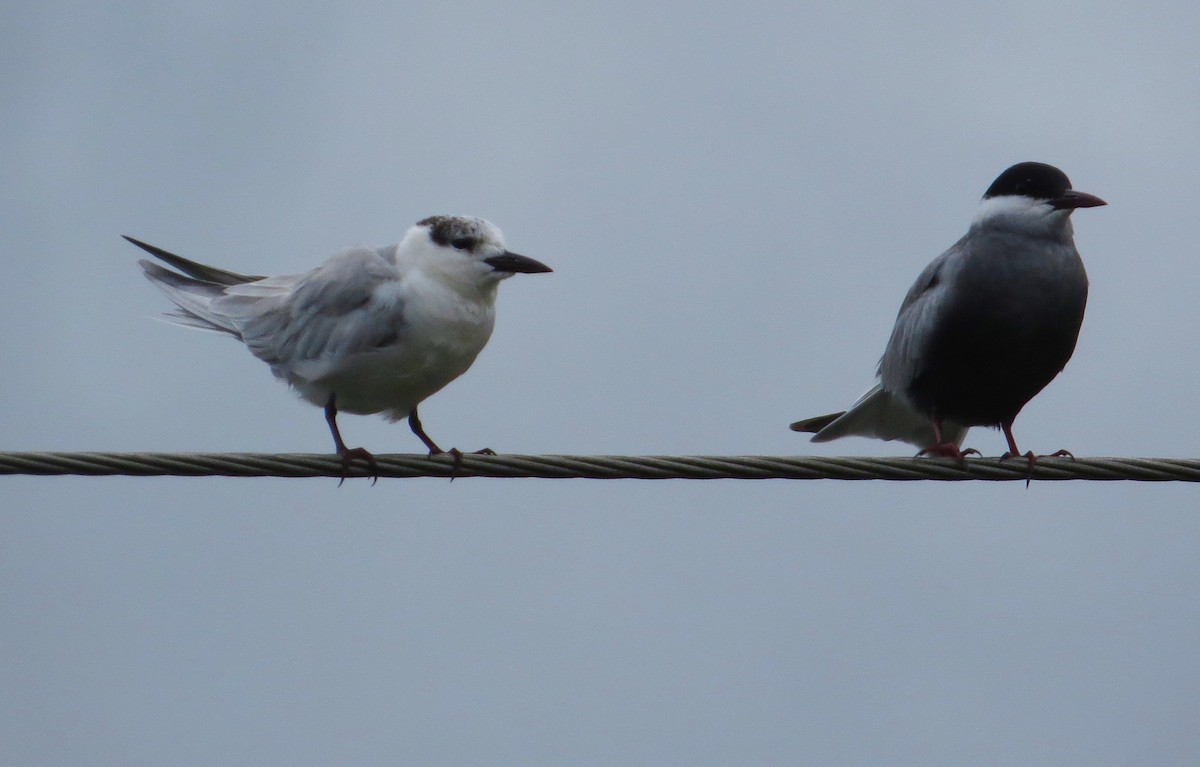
(3, 2), (1199, 765)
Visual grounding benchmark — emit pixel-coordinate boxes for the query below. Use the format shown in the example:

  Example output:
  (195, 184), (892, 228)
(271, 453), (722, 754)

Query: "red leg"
(998, 421), (1073, 487)
(407, 407), (495, 479)
(408, 407), (495, 458)
(917, 418), (979, 461)
(1000, 423), (1027, 461)
(999, 423), (1074, 461)
(325, 394), (379, 485)
(407, 407), (446, 455)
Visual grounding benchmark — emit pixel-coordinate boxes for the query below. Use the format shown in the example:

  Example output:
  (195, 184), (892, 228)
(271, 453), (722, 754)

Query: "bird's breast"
(906, 239), (1088, 425)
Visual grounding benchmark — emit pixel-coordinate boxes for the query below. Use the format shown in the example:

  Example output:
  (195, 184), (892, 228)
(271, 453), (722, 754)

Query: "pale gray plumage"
(798, 384), (969, 448)
(131, 215), (551, 470)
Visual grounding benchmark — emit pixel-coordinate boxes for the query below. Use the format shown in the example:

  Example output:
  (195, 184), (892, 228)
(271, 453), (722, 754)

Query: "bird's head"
(401, 215), (551, 295)
(972, 162), (1106, 236)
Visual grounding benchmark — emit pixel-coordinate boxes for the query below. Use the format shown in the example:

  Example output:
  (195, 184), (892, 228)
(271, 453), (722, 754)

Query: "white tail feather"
(810, 384), (967, 449)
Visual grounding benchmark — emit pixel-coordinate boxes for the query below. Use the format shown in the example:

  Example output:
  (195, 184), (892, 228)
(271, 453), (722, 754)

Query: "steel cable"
(2, 452), (1200, 481)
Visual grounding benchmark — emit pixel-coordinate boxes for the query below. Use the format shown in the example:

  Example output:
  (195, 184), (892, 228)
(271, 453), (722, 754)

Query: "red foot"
(1000, 448), (1075, 464)
(917, 443), (981, 462)
(999, 449), (1073, 488)
(337, 446), (379, 486)
(919, 418), (978, 462)
(428, 447), (496, 480)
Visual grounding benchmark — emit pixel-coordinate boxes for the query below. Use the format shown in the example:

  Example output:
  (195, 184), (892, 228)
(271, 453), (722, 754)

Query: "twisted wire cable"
(2, 452), (1200, 481)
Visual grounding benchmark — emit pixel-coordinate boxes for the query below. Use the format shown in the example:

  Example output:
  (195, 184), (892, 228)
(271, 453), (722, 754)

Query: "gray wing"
(789, 239), (971, 450)
(134, 236), (264, 336)
(216, 246), (410, 377)
(877, 237), (966, 394)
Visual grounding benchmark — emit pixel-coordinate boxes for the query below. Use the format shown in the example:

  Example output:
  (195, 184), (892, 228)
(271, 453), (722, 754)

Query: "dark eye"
(450, 237), (475, 251)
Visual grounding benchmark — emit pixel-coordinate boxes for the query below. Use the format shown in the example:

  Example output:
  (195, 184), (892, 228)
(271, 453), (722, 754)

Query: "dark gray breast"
(905, 230), (1088, 427)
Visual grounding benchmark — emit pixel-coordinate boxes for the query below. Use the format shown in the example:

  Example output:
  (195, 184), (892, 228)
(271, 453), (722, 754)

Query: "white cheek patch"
(971, 194), (1044, 225)
(970, 194), (1067, 237)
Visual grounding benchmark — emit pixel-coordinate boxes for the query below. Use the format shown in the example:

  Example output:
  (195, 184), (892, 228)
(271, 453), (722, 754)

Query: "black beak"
(484, 251), (553, 274)
(1050, 189), (1107, 210)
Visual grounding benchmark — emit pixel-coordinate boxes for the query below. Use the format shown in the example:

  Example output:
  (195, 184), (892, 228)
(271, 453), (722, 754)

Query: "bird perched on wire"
(130, 215), (552, 479)
(790, 162), (1105, 461)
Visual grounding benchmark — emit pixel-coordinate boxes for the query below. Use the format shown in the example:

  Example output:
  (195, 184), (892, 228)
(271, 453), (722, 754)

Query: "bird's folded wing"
(216, 246), (410, 373)
(878, 242), (960, 392)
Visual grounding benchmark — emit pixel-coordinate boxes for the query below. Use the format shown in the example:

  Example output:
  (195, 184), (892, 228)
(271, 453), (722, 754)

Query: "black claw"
(999, 451), (1037, 488)
(1000, 448), (1074, 488)
(337, 447), (379, 486)
(425, 446), (494, 481)
(325, 393), (378, 485)
(445, 447), (465, 481)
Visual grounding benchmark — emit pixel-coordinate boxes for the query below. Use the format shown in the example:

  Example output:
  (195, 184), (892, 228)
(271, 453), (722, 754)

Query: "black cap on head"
(983, 162), (1072, 201)
(419, 215), (485, 252)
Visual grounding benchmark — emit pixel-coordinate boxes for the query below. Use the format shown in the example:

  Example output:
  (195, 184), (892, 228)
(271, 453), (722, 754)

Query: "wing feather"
(878, 237), (966, 394)
(790, 238), (972, 450)
(218, 246), (410, 378)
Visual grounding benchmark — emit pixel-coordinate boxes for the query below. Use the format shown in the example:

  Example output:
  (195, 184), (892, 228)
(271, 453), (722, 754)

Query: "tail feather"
(124, 235), (263, 286)
(790, 412), (845, 434)
(137, 254), (243, 338)
(790, 384), (967, 449)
